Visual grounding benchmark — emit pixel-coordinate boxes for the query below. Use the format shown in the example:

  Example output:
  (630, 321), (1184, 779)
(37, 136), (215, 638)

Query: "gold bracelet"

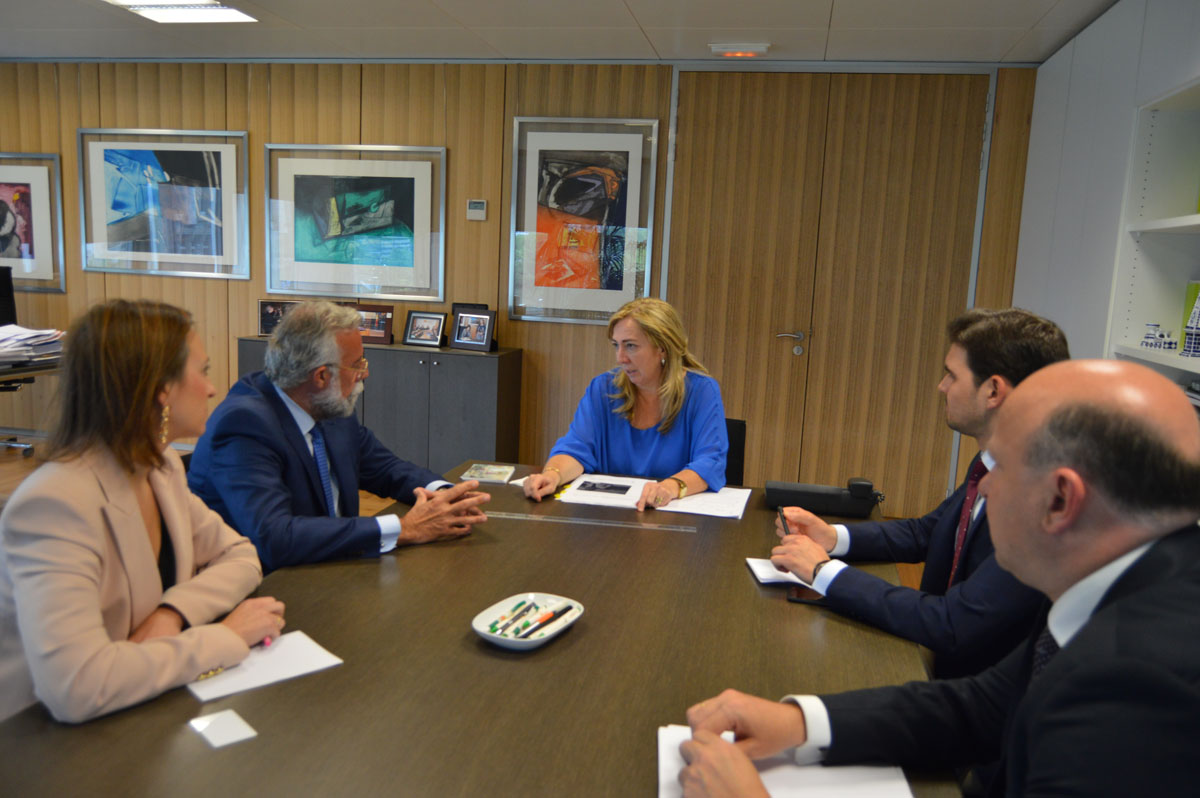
(667, 476), (688, 499)
(544, 465), (562, 487)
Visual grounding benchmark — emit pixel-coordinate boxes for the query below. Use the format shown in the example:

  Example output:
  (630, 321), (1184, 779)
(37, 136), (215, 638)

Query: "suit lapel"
(89, 450), (161, 631)
(149, 452), (192, 584)
(321, 420), (359, 517)
(255, 373), (328, 512)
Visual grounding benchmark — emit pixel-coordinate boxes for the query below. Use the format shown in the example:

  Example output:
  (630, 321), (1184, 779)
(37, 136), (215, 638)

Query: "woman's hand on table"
(222, 596), (286, 647)
(637, 479), (681, 512)
(523, 471), (560, 502)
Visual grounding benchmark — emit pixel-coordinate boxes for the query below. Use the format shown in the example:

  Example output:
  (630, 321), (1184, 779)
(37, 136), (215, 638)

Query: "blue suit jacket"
(820, 525), (1200, 796)
(188, 371), (442, 572)
(820, 456), (1043, 678)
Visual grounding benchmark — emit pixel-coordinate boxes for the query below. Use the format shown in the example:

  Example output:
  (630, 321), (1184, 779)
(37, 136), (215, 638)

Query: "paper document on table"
(657, 725), (912, 798)
(746, 557), (812, 586)
(188, 630), (342, 702)
(557, 474), (650, 509)
(657, 487), (751, 519)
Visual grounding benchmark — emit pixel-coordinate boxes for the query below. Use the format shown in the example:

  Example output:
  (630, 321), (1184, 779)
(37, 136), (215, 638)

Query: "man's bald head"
(1009, 360), (1200, 523)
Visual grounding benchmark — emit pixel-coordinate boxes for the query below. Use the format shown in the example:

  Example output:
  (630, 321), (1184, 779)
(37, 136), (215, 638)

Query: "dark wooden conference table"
(0, 464), (958, 797)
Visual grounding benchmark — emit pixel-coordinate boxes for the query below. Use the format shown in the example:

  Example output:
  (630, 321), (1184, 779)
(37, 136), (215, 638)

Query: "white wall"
(1013, 0), (1200, 358)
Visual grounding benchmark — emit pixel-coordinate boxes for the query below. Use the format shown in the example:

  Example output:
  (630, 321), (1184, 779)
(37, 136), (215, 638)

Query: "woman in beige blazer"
(0, 300), (286, 723)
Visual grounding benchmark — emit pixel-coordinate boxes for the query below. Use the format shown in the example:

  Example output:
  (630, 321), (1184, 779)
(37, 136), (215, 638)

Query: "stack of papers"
(0, 324), (63, 366)
(556, 474), (753, 518)
(657, 725), (913, 797)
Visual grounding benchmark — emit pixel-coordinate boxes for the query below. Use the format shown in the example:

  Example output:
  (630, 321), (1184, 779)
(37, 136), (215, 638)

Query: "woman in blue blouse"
(524, 298), (728, 511)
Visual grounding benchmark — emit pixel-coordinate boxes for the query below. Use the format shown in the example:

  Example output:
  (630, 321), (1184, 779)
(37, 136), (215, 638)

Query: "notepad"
(746, 557), (812, 587)
(657, 724), (912, 797)
(188, 630), (342, 702)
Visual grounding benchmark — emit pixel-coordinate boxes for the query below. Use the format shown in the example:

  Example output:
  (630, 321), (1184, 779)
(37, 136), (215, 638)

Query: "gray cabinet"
(237, 337), (521, 474)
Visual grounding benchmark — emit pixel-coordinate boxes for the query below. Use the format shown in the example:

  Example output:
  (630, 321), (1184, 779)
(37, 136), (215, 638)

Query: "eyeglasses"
(324, 358), (369, 375)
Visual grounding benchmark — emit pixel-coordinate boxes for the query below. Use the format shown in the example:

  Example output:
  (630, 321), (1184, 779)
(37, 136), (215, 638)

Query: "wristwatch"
(668, 477), (688, 499)
(811, 559), (832, 580)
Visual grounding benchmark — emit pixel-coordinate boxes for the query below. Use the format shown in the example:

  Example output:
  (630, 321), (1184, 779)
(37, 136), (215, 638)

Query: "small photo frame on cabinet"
(404, 310), (445, 347)
(258, 300), (301, 336)
(450, 309), (496, 351)
(356, 303), (394, 343)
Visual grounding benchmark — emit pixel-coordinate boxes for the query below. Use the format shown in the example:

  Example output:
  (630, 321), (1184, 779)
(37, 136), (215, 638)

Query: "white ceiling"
(0, 0), (1118, 63)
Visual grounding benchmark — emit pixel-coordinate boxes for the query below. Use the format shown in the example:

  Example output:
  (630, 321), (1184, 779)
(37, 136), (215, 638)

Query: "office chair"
(725, 418), (746, 487)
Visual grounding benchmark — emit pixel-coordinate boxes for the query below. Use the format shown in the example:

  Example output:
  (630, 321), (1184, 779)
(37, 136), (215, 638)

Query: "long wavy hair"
(46, 299), (193, 472)
(607, 298), (708, 433)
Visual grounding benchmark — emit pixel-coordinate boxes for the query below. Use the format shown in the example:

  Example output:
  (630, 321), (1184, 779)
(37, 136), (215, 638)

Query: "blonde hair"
(607, 298), (708, 432)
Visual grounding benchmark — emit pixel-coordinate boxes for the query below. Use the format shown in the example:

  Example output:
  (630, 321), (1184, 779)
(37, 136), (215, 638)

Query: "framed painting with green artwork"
(265, 144), (445, 301)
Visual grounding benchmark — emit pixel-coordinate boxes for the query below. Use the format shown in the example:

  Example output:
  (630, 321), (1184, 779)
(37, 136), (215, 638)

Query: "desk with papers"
(0, 463), (958, 796)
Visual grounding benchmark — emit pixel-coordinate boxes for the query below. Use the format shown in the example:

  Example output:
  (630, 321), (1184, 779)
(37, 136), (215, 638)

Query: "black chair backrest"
(725, 418), (746, 487)
(0, 266), (16, 326)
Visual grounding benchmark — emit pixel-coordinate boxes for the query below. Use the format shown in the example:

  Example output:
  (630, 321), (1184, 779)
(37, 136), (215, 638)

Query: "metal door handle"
(775, 331), (805, 341)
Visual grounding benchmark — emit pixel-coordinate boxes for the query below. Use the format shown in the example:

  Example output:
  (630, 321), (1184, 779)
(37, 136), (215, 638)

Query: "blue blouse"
(549, 370), (729, 492)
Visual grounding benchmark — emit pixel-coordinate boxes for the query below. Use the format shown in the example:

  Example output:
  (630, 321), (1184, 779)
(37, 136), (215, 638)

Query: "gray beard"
(310, 380), (363, 421)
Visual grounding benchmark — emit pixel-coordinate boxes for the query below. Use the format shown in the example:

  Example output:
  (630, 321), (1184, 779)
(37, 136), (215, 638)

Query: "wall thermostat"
(466, 199), (487, 221)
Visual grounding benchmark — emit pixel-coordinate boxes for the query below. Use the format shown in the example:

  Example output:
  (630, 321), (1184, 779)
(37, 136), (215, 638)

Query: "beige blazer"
(0, 447), (262, 723)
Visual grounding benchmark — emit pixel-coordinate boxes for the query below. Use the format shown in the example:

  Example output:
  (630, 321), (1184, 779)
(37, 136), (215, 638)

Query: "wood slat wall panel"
(498, 64), (673, 466)
(669, 72), (829, 487)
(955, 67), (1038, 481)
(444, 65), (506, 309)
(799, 73), (990, 517)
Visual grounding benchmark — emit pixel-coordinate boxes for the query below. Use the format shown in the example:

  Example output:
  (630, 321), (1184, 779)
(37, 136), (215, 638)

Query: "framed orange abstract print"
(509, 118), (657, 324)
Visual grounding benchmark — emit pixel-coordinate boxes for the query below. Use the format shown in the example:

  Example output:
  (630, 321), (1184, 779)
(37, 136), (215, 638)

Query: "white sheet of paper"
(557, 474), (650, 508)
(657, 725), (912, 798)
(188, 709), (257, 748)
(509, 476), (528, 486)
(746, 557), (811, 586)
(187, 630), (342, 702)
(657, 487), (752, 519)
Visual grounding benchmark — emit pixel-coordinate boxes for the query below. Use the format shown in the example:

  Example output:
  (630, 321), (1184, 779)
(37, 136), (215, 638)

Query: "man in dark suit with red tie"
(679, 359), (1200, 797)
(773, 308), (1069, 677)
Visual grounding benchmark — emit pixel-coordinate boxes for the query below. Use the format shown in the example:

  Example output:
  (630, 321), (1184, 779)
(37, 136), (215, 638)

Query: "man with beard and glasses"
(189, 301), (488, 571)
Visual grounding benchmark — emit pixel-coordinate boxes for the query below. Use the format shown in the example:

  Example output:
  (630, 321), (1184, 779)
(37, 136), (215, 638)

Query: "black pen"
(517, 602), (575, 639)
(777, 507), (789, 537)
(495, 601), (536, 636)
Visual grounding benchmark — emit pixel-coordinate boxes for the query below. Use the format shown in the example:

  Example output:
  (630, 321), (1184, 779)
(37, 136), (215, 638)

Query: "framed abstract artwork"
(265, 144), (446, 302)
(509, 117), (657, 324)
(0, 152), (65, 292)
(78, 128), (249, 278)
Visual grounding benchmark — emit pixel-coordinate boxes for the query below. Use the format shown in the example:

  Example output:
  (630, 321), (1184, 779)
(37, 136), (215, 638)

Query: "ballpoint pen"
(517, 602), (575, 639)
(489, 599), (527, 633)
(495, 601), (537, 636)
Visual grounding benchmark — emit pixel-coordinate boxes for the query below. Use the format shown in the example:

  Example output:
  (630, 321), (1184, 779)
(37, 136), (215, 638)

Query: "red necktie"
(947, 458), (988, 588)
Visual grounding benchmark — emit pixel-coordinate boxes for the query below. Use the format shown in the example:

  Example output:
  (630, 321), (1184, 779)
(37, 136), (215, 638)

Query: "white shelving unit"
(1108, 77), (1200, 387)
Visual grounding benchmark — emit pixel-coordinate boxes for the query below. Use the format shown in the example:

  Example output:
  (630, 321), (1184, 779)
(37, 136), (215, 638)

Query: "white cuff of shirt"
(782, 695), (831, 765)
(378, 514), (401, 554)
(830, 524), (851, 557)
(427, 480), (452, 491)
(810, 559), (848, 595)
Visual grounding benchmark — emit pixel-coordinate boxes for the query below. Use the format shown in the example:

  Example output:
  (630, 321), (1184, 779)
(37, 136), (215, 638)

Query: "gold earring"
(160, 405), (170, 446)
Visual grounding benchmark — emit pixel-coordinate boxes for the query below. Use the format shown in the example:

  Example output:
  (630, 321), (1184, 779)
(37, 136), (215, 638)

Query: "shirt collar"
(273, 382), (316, 437)
(1047, 542), (1153, 647)
(980, 449), (995, 471)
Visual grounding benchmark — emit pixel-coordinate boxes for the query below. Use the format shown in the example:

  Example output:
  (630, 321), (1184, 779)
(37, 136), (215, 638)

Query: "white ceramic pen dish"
(472, 592), (584, 651)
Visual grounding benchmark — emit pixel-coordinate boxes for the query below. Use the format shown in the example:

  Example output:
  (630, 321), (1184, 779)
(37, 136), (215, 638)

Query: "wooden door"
(799, 74), (989, 517)
(669, 72), (830, 487)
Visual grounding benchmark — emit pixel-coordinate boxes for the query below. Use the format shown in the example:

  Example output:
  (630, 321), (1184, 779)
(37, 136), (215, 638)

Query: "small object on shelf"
(1184, 292), (1200, 358)
(1140, 323), (1161, 349)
